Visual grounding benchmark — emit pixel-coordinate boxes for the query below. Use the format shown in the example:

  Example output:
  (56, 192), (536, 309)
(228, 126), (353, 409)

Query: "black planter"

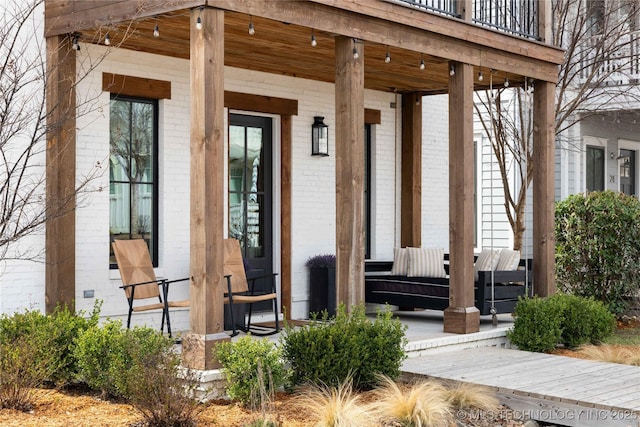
(308, 266), (336, 317)
(224, 302), (246, 331)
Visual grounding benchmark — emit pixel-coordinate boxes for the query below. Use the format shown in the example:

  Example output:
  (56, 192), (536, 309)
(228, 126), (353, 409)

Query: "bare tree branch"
(475, 0), (640, 250)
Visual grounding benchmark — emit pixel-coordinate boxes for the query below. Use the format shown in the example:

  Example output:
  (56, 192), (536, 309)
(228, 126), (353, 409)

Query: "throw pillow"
(474, 248), (499, 281)
(496, 248), (521, 271)
(406, 247), (446, 278)
(390, 247), (410, 275)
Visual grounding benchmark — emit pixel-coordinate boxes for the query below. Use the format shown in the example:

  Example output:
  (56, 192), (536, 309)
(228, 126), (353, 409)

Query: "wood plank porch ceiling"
(49, 1), (562, 94)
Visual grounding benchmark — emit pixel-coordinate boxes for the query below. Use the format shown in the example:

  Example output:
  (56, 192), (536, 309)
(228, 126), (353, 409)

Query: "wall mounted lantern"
(311, 116), (329, 156)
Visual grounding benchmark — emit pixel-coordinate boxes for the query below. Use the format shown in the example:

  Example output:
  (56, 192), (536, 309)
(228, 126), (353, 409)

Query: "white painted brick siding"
(1, 44), (399, 324)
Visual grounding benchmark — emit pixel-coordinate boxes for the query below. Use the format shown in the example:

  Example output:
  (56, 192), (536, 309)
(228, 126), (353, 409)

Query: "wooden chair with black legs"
(223, 238), (279, 336)
(112, 239), (189, 337)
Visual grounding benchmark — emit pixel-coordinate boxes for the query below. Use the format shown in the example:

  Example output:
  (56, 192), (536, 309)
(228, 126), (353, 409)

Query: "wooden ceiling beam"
(45, 0), (205, 36)
(209, 0), (562, 83)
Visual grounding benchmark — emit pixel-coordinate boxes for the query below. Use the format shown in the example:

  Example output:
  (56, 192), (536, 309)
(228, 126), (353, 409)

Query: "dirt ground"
(0, 388), (313, 427)
(0, 385), (533, 427)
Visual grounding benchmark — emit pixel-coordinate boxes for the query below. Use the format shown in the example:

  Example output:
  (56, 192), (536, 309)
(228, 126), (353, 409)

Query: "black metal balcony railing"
(391, 0), (540, 40)
(473, 0), (539, 39)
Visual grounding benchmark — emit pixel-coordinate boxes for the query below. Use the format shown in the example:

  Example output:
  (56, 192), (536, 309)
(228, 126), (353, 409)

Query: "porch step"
(404, 325), (512, 357)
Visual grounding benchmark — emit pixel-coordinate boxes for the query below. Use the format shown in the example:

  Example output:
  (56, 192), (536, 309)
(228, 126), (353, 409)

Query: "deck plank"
(402, 347), (640, 427)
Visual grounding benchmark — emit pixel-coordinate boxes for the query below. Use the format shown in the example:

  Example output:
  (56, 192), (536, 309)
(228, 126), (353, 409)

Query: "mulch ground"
(2, 317), (637, 426)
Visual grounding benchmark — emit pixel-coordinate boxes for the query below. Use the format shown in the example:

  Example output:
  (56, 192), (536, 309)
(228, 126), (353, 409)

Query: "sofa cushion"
(390, 247), (410, 275)
(496, 249), (521, 271)
(407, 247), (446, 278)
(474, 248), (499, 281)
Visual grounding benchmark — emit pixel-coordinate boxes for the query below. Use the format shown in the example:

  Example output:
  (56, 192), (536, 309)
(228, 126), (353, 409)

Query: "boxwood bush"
(508, 294), (616, 352)
(281, 304), (407, 390)
(0, 301), (101, 385)
(216, 335), (288, 408)
(74, 320), (173, 398)
(555, 190), (640, 315)
(507, 296), (564, 353)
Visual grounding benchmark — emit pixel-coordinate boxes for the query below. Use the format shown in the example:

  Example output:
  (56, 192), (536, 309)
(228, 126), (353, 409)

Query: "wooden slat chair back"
(112, 239), (189, 337)
(223, 238), (279, 336)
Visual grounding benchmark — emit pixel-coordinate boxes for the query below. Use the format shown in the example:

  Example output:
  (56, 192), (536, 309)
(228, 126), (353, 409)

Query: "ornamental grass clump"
(443, 382), (500, 412)
(371, 375), (451, 427)
(293, 379), (374, 427)
(578, 345), (640, 366)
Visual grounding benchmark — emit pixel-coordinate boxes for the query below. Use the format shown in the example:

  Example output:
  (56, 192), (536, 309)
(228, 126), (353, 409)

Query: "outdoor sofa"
(364, 248), (532, 315)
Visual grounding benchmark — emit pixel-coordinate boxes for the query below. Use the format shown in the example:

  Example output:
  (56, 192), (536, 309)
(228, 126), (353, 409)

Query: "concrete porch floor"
(230, 308), (515, 356)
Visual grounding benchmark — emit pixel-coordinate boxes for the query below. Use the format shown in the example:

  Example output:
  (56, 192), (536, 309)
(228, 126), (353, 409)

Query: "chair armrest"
(120, 278), (167, 290)
(247, 273), (279, 294)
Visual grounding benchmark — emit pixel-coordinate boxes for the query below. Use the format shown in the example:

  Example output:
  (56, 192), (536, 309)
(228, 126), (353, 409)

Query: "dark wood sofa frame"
(364, 254), (533, 315)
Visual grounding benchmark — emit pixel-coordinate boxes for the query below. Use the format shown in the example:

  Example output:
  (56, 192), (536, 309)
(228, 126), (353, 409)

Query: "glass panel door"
(229, 114), (273, 310)
(620, 149), (636, 196)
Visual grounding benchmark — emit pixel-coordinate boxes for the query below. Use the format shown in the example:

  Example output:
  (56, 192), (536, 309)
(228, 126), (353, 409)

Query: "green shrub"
(74, 319), (127, 396)
(508, 294), (616, 352)
(555, 191), (640, 315)
(281, 304), (407, 390)
(0, 334), (56, 411)
(550, 294), (615, 348)
(0, 301), (101, 386)
(74, 320), (173, 398)
(122, 338), (203, 427)
(507, 296), (564, 352)
(216, 335), (288, 408)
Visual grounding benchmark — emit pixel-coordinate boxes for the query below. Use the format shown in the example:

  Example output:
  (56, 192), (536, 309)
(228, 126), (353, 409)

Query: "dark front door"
(228, 114), (273, 311)
(620, 149), (636, 196)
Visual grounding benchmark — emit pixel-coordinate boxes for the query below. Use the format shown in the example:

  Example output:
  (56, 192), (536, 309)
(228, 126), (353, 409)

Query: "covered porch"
(44, 0), (563, 368)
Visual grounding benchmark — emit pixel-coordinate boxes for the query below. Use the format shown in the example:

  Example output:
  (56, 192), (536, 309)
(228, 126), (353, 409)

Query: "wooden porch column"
(45, 35), (76, 314)
(538, 0), (553, 44)
(281, 115), (292, 319)
(532, 80), (556, 297)
(401, 93), (422, 248)
(456, 0), (473, 21)
(335, 36), (365, 312)
(444, 61), (479, 334)
(183, 7), (229, 370)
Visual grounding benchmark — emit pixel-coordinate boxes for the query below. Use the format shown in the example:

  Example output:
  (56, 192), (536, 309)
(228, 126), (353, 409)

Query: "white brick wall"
(421, 95), (450, 249)
(1, 44), (400, 323)
(5, 42), (525, 325)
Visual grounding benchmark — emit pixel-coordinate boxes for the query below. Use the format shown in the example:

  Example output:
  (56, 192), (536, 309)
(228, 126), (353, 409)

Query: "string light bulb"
(478, 69), (483, 81)
(352, 39), (359, 59)
(104, 33), (110, 46)
(419, 54), (425, 70)
(311, 30), (317, 47)
(489, 69), (495, 101)
(385, 48), (391, 63)
(248, 16), (255, 35)
(504, 76), (510, 87)
(72, 34), (80, 51)
(153, 18), (160, 38)
(449, 64), (455, 76)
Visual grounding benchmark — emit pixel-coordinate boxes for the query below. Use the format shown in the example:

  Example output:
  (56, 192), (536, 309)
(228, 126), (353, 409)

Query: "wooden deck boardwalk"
(402, 347), (640, 427)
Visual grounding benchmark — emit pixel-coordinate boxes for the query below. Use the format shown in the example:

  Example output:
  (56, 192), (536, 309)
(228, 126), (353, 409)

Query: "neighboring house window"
(586, 0), (605, 36)
(109, 96), (159, 267)
(586, 145), (605, 191)
(364, 124), (372, 259)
